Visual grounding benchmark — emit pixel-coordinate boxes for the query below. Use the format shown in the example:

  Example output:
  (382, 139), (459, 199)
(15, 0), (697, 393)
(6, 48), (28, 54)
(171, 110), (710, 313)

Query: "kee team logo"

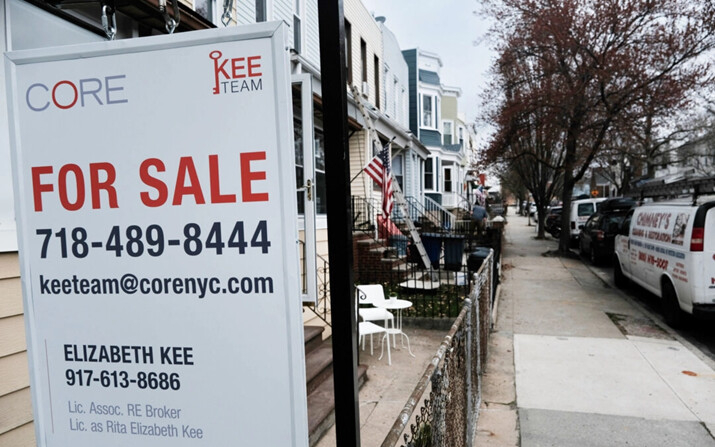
(210, 51), (264, 95)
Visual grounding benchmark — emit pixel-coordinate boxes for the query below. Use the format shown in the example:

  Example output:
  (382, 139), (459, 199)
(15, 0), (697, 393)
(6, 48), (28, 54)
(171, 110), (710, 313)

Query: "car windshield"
(603, 214), (625, 228)
(577, 203), (593, 216)
(605, 215), (623, 224)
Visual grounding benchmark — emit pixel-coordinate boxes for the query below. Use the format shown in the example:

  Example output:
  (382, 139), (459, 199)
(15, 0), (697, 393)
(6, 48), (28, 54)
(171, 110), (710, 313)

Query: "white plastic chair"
(358, 321), (391, 365)
(356, 284), (394, 327)
(355, 287), (391, 365)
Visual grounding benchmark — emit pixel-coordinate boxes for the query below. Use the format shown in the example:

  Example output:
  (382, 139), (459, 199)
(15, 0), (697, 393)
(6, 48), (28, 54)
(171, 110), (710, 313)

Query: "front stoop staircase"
(353, 233), (411, 284)
(304, 325), (368, 446)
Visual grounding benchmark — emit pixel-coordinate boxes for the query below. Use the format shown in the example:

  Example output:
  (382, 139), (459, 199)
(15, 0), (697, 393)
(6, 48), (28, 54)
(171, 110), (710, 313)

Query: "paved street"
(585, 254), (715, 365)
(476, 211), (715, 447)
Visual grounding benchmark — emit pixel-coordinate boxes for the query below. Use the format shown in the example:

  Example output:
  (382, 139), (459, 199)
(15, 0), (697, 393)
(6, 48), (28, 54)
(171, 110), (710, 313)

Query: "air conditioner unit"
(361, 81), (369, 97)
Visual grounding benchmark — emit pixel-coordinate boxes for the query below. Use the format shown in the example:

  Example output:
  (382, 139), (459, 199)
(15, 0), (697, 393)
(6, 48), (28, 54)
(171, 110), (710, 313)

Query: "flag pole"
(349, 170), (362, 184)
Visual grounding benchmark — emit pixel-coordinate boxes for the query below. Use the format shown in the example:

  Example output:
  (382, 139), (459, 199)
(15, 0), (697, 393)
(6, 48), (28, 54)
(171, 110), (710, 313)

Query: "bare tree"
(483, 0), (715, 252)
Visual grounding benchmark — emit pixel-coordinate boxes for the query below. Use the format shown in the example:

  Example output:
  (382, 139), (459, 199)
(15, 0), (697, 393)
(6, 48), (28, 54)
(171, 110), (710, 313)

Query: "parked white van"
(613, 200), (715, 327)
(569, 198), (606, 242)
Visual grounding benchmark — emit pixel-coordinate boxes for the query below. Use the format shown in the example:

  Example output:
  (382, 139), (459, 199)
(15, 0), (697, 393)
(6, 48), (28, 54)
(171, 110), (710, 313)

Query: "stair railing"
(456, 193), (473, 212)
(314, 253), (331, 327)
(404, 196), (427, 222)
(351, 195), (377, 235)
(405, 196), (444, 230)
(422, 195), (457, 231)
(298, 238), (331, 327)
(301, 248), (331, 327)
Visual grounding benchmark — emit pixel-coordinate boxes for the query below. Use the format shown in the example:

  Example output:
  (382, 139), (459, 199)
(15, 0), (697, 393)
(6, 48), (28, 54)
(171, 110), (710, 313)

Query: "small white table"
(373, 298), (415, 358)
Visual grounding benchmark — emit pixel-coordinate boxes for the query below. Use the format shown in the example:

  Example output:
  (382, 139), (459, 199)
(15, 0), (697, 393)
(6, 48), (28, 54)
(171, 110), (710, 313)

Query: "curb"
(585, 262), (715, 371)
(491, 284), (501, 330)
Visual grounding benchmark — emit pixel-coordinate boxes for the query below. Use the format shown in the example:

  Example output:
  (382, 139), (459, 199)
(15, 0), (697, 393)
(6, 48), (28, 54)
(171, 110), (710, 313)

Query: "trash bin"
(407, 243), (421, 263)
(389, 235), (408, 257)
(420, 233), (443, 268)
(442, 234), (465, 271)
(467, 247), (491, 272)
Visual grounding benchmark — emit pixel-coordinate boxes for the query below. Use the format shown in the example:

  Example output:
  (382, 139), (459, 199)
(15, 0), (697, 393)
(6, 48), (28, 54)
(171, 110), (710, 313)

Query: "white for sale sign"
(5, 23), (308, 446)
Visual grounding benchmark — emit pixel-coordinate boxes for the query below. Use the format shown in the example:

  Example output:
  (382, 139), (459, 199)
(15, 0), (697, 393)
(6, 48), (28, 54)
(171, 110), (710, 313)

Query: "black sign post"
(317, 1), (361, 446)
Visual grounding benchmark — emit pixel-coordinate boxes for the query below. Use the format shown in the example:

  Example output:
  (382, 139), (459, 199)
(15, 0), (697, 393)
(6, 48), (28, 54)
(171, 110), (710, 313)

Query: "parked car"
(545, 206), (562, 237)
(613, 199), (715, 327)
(489, 201), (505, 217)
(569, 197), (607, 243)
(578, 198), (635, 264)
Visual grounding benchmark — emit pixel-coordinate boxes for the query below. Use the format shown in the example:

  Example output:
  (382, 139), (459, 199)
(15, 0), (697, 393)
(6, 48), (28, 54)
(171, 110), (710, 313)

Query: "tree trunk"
(559, 183), (574, 252)
(537, 204), (546, 238)
(559, 118), (581, 253)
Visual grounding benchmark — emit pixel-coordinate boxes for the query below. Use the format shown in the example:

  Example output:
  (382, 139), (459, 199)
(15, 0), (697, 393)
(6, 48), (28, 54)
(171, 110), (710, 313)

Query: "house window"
(458, 126), (464, 147)
(294, 121), (327, 215)
(294, 118), (305, 214)
(293, 0), (302, 54)
(419, 158), (424, 192)
(443, 167), (453, 193)
(393, 154), (404, 190)
(314, 129), (327, 214)
(360, 39), (367, 84)
(422, 95), (437, 129)
(443, 121), (453, 145)
(401, 87), (406, 122)
(195, 0), (214, 22)
(255, 0), (266, 22)
(425, 157), (434, 190)
(392, 76), (399, 118)
(374, 55), (380, 109)
(345, 20), (352, 85)
(436, 97), (440, 126)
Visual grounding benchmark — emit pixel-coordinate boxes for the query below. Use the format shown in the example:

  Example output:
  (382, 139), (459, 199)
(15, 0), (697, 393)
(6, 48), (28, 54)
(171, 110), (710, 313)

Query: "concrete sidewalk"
(476, 211), (715, 446)
(315, 327), (447, 447)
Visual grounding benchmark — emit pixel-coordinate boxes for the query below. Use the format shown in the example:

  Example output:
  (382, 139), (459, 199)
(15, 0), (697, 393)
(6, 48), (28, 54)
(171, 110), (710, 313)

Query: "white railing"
(423, 195), (456, 230)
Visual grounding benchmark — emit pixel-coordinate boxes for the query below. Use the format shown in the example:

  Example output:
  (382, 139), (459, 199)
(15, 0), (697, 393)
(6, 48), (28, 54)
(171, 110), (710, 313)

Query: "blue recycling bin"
(420, 233), (443, 268)
(443, 234), (465, 271)
(389, 235), (408, 257)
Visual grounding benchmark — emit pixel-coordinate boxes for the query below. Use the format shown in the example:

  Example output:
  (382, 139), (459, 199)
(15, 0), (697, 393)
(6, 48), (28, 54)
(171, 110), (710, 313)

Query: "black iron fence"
(380, 250), (494, 447)
(355, 227), (502, 321)
(303, 226), (501, 327)
(359, 260), (472, 320)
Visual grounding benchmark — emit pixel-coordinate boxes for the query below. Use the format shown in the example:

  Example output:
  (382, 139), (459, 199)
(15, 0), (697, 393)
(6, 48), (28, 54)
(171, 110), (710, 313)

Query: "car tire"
(662, 280), (686, 328)
(613, 259), (628, 288)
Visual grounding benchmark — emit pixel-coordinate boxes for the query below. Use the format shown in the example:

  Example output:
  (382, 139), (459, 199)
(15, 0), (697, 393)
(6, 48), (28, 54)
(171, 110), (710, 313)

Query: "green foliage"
(401, 285), (467, 319)
(407, 422), (432, 447)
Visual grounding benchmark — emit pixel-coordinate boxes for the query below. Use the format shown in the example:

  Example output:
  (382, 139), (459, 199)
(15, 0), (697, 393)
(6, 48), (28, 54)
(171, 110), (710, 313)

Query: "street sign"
(5, 23), (308, 446)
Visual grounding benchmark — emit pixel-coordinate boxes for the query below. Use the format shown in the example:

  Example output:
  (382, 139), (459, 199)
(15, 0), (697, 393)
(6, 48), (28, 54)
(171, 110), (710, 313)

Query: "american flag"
(364, 141), (394, 218)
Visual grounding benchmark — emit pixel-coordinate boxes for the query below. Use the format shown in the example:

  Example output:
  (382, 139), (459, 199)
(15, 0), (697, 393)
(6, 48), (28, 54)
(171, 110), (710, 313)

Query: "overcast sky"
(360, 0), (495, 127)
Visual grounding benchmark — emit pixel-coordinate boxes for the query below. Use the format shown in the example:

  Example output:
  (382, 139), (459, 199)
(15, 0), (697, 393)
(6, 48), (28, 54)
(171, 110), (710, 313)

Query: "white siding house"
(403, 48), (470, 212)
(375, 16), (428, 202)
